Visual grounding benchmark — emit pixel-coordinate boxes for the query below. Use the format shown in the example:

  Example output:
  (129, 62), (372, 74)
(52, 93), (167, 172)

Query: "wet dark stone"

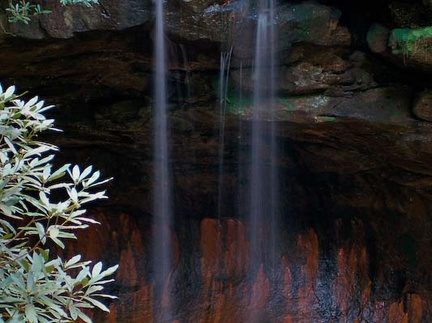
(1, 0), (432, 322)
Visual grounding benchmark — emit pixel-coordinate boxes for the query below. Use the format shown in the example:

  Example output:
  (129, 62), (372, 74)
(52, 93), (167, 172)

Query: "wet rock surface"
(67, 212), (432, 322)
(3, 0), (152, 39)
(414, 89), (432, 121)
(1, 0), (432, 322)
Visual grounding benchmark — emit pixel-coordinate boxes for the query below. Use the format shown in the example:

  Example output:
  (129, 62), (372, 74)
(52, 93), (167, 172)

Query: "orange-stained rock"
(200, 218), (248, 279)
(282, 315), (295, 323)
(249, 265), (270, 313)
(297, 229), (319, 322)
(224, 219), (249, 277)
(123, 284), (154, 323)
(102, 303), (117, 323)
(361, 281), (372, 310)
(334, 244), (370, 322)
(298, 229), (319, 284)
(198, 280), (246, 323)
(407, 294), (425, 323)
(389, 300), (408, 323)
(198, 218), (251, 322)
(200, 218), (223, 277)
(66, 214), (432, 323)
(116, 242), (139, 287)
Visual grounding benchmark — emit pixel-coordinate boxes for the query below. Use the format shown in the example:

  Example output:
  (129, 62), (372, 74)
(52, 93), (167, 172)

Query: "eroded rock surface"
(1, 0), (432, 322)
(5, 0), (152, 39)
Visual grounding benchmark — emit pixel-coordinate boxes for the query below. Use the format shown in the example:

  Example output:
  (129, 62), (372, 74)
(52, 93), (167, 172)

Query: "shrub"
(0, 84), (117, 323)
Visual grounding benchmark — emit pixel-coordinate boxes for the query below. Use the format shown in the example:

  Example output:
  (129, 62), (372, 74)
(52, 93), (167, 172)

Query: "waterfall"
(249, 0), (279, 272)
(153, 0), (173, 319)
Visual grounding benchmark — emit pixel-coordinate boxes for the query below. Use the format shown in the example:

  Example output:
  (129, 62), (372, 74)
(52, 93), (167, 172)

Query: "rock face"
(4, 0), (152, 39)
(68, 211), (432, 322)
(2, 0), (432, 322)
(368, 24), (432, 72)
(413, 89), (432, 121)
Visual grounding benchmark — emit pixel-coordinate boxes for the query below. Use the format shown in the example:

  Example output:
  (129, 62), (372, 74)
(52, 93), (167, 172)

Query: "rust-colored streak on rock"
(225, 219), (249, 277)
(200, 218), (248, 278)
(359, 247), (369, 282)
(200, 218), (222, 278)
(106, 303), (118, 323)
(334, 244), (370, 322)
(198, 281), (244, 323)
(360, 281), (372, 314)
(198, 219), (248, 322)
(64, 212), (112, 261)
(249, 265), (270, 314)
(407, 294), (425, 322)
(389, 300), (408, 323)
(298, 229), (319, 284)
(117, 244), (138, 286)
(63, 212), (157, 322)
(130, 284), (154, 323)
(297, 229), (319, 322)
(116, 216), (147, 285)
(282, 315), (295, 323)
(334, 248), (350, 322)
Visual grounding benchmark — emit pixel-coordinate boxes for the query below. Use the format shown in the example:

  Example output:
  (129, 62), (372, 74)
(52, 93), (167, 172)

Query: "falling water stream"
(151, 0), (279, 320)
(249, 0), (278, 272)
(217, 48), (233, 221)
(153, 0), (172, 319)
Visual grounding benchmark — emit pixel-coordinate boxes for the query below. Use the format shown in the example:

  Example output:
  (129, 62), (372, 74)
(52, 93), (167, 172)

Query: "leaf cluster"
(0, 85), (117, 322)
(5, 0), (98, 24)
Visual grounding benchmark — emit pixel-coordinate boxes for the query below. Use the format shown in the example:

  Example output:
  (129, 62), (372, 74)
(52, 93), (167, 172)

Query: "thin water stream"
(217, 48), (233, 221)
(153, 0), (173, 319)
(249, 0), (278, 272)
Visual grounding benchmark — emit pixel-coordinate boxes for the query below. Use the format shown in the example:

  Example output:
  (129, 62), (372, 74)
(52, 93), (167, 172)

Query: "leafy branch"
(0, 84), (117, 323)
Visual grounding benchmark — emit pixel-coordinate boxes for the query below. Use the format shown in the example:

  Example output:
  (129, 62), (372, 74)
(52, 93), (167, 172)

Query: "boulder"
(5, 0), (152, 39)
(368, 24), (432, 72)
(278, 2), (351, 47)
(234, 2), (351, 60)
(413, 89), (432, 121)
(274, 86), (412, 123)
(231, 45), (375, 96)
(367, 24), (391, 54)
(165, 0), (233, 43)
(2, 0), (350, 60)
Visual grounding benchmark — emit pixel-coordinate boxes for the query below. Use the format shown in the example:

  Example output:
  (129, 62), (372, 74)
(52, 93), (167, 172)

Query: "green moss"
(390, 26), (432, 56)
(315, 116), (337, 122)
(277, 97), (294, 111)
(225, 95), (252, 115)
